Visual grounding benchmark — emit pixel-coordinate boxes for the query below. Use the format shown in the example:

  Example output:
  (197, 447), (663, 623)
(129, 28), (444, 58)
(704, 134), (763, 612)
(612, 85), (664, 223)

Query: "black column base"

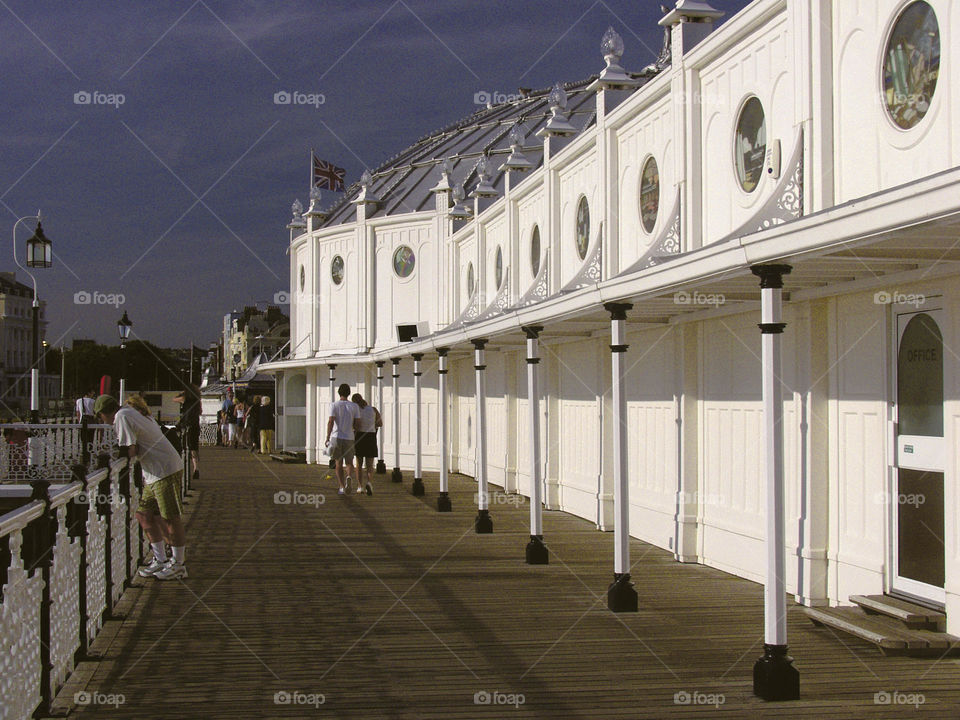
(475, 509), (493, 534)
(525, 535), (549, 565)
(375, 459), (386, 475)
(606, 572), (638, 612)
(412, 477), (425, 496)
(437, 491), (452, 512)
(753, 644), (800, 701)
(391, 467), (403, 483)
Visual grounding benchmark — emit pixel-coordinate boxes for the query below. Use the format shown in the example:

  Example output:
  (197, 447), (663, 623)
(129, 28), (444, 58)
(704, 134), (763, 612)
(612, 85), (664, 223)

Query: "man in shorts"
(95, 394), (188, 580)
(325, 383), (360, 495)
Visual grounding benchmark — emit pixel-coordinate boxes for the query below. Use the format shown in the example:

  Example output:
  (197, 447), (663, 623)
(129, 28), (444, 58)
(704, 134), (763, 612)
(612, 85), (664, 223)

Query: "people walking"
(325, 383), (360, 495)
(351, 393), (381, 496)
(246, 395), (261, 453)
(94, 394), (188, 580)
(221, 390), (236, 448)
(259, 396), (274, 455)
(234, 400), (246, 449)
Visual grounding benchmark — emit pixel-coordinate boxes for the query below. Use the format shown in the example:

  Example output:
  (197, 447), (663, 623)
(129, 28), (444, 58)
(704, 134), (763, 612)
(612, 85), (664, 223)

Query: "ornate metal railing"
(0, 457), (144, 719)
(0, 423), (117, 484)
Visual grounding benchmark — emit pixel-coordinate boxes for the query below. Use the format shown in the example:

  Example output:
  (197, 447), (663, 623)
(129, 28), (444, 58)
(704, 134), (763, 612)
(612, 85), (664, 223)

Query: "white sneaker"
(155, 562), (188, 580)
(337, 487), (345, 496)
(138, 557), (168, 577)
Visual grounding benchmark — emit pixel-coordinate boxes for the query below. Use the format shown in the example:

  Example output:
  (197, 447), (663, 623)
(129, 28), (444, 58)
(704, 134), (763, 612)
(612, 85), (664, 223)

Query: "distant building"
(0, 271), (58, 413)
(225, 306), (288, 380)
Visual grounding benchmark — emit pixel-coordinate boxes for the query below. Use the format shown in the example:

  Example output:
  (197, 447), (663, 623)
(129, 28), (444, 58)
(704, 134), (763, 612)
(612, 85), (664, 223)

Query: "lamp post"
(117, 312), (132, 403)
(12, 211), (52, 423)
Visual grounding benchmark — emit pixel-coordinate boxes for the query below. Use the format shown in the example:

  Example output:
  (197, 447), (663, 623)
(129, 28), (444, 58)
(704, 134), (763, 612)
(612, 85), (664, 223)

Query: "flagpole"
(310, 147), (315, 193)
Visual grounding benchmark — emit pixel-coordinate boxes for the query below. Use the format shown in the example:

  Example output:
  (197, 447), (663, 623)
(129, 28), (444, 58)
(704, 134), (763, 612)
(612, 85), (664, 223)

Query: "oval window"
(575, 196), (590, 260)
(393, 245), (416, 278)
(883, 1), (939, 129)
(299, 265), (305, 291)
(466, 262), (475, 296)
(530, 225), (541, 276)
(734, 96), (766, 193)
(331, 255), (344, 285)
(639, 156), (659, 233)
(494, 246), (503, 290)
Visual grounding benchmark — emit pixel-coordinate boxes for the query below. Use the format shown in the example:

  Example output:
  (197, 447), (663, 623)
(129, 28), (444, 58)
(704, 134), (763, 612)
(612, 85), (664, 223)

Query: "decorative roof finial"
(291, 198), (303, 220)
(352, 169), (379, 206)
(589, 25), (638, 91)
(539, 82), (577, 138)
(499, 122), (535, 172)
(431, 157), (454, 193)
(471, 155), (498, 198)
(448, 181), (472, 220)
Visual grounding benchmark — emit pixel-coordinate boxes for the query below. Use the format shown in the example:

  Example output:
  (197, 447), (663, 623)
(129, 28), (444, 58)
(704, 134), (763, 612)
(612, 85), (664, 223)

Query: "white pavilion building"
(263, 0), (960, 690)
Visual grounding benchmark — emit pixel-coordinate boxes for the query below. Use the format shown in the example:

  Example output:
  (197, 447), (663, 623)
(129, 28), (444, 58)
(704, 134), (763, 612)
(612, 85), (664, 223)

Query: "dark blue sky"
(1, 0), (749, 348)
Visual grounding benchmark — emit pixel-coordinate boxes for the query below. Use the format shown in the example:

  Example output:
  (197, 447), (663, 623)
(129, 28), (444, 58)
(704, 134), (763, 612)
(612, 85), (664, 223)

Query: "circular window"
(639, 157), (659, 233)
(883, 1), (939, 130)
(466, 262), (475, 296)
(393, 245), (416, 278)
(530, 225), (541, 276)
(494, 246), (503, 290)
(734, 96), (766, 193)
(331, 255), (344, 285)
(575, 196), (590, 260)
(299, 265), (305, 291)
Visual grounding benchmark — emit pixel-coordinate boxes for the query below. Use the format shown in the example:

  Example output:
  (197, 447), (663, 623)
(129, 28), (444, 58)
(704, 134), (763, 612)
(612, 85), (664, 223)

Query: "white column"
(751, 264), (799, 701)
(605, 303), (637, 611)
(437, 348), (452, 511)
(305, 366), (317, 463)
(411, 353), (425, 496)
(375, 361), (386, 473)
(523, 326), (547, 563)
(391, 358), (402, 482)
(473, 339), (492, 533)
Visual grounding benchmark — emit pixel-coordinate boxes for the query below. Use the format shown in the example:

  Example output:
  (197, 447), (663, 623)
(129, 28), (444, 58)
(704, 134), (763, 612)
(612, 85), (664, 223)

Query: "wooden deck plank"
(50, 447), (960, 719)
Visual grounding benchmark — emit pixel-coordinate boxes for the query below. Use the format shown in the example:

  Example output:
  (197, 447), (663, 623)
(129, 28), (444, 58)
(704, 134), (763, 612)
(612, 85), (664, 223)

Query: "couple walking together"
(326, 383), (381, 496)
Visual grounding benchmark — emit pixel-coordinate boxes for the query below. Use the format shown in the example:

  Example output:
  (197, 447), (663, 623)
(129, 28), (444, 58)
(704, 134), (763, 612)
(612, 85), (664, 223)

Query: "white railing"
(0, 456), (144, 720)
(0, 423), (117, 483)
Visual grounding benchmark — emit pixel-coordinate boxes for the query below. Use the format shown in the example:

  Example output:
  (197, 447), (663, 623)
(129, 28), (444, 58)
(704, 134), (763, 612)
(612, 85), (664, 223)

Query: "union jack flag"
(312, 154), (345, 192)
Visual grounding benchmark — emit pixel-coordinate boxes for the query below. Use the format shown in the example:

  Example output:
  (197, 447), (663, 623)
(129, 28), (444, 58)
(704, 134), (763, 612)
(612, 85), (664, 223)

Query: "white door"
(891, 307), (945, 604)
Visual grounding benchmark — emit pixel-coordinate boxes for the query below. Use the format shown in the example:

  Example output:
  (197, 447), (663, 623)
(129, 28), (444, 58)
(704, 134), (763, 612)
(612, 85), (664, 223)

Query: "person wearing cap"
(95, 394), (188, 580)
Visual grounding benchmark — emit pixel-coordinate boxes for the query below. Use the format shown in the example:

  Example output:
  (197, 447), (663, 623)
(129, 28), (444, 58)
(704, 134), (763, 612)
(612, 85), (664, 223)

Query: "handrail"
(49, 481), (83, 509)
(85, 467), (109, 487)
(0, 499), (44, 537)
(0, 423), (113, 430)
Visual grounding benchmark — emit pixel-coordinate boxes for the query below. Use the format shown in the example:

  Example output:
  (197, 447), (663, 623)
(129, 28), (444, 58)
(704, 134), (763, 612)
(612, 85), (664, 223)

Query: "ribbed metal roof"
(319, 75), (653, 227)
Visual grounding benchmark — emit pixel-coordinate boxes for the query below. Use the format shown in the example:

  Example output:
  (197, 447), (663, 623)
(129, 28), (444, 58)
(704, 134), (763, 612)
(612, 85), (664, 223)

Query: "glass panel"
(735, 97), (766, 193)
(466, 262), (475, 296)
(330, 255), (344, 285)
(299, 265), (305, 291)
(639, 156), (659, 233)
(897, 313), (943, 437)
(575, 197), (590, 260)
(494, 246), (503, 290)
(393, 245), (416, 278)
(530, 226), (540, 277)
(898, 468), (944, 587)
(883, 1), (939, 130)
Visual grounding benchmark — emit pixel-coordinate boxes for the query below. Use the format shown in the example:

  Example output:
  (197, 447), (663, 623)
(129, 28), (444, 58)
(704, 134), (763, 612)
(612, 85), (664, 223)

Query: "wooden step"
(850, 594), (945, 630)
(805, 606), (960, 656)
(269, 451), (306, 464)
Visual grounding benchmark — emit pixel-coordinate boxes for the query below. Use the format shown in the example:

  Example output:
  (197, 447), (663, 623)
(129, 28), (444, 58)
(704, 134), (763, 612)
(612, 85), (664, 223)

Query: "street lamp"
(117, 311), (132, 402)
(12, 211), (52, 423)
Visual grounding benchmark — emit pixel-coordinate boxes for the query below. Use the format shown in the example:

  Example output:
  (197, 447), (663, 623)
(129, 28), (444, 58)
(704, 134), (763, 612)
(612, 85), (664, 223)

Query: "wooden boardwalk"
(53, 447), (960, 719)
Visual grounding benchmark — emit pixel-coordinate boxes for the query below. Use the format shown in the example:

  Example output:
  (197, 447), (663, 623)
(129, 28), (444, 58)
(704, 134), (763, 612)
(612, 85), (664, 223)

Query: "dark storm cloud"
(0, 0), (749, 347)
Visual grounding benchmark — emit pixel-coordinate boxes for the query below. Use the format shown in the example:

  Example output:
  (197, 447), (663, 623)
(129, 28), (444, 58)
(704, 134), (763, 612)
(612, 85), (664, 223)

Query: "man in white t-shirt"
(95, 394), (188, 580)
(75, 389), (95, 422)
(325, 383), (360, 495)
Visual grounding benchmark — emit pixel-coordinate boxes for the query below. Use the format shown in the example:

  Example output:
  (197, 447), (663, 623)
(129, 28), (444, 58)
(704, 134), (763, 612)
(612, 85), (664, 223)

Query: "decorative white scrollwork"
(513, 249), (550, 308)
(49, 504), (81, 693)
(0, 424), (118, 483)
(618, 190), (682, 275)
(0, 529), (43, 720)
(472, 274), (511, 324)
(558, 229), (603, 294)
